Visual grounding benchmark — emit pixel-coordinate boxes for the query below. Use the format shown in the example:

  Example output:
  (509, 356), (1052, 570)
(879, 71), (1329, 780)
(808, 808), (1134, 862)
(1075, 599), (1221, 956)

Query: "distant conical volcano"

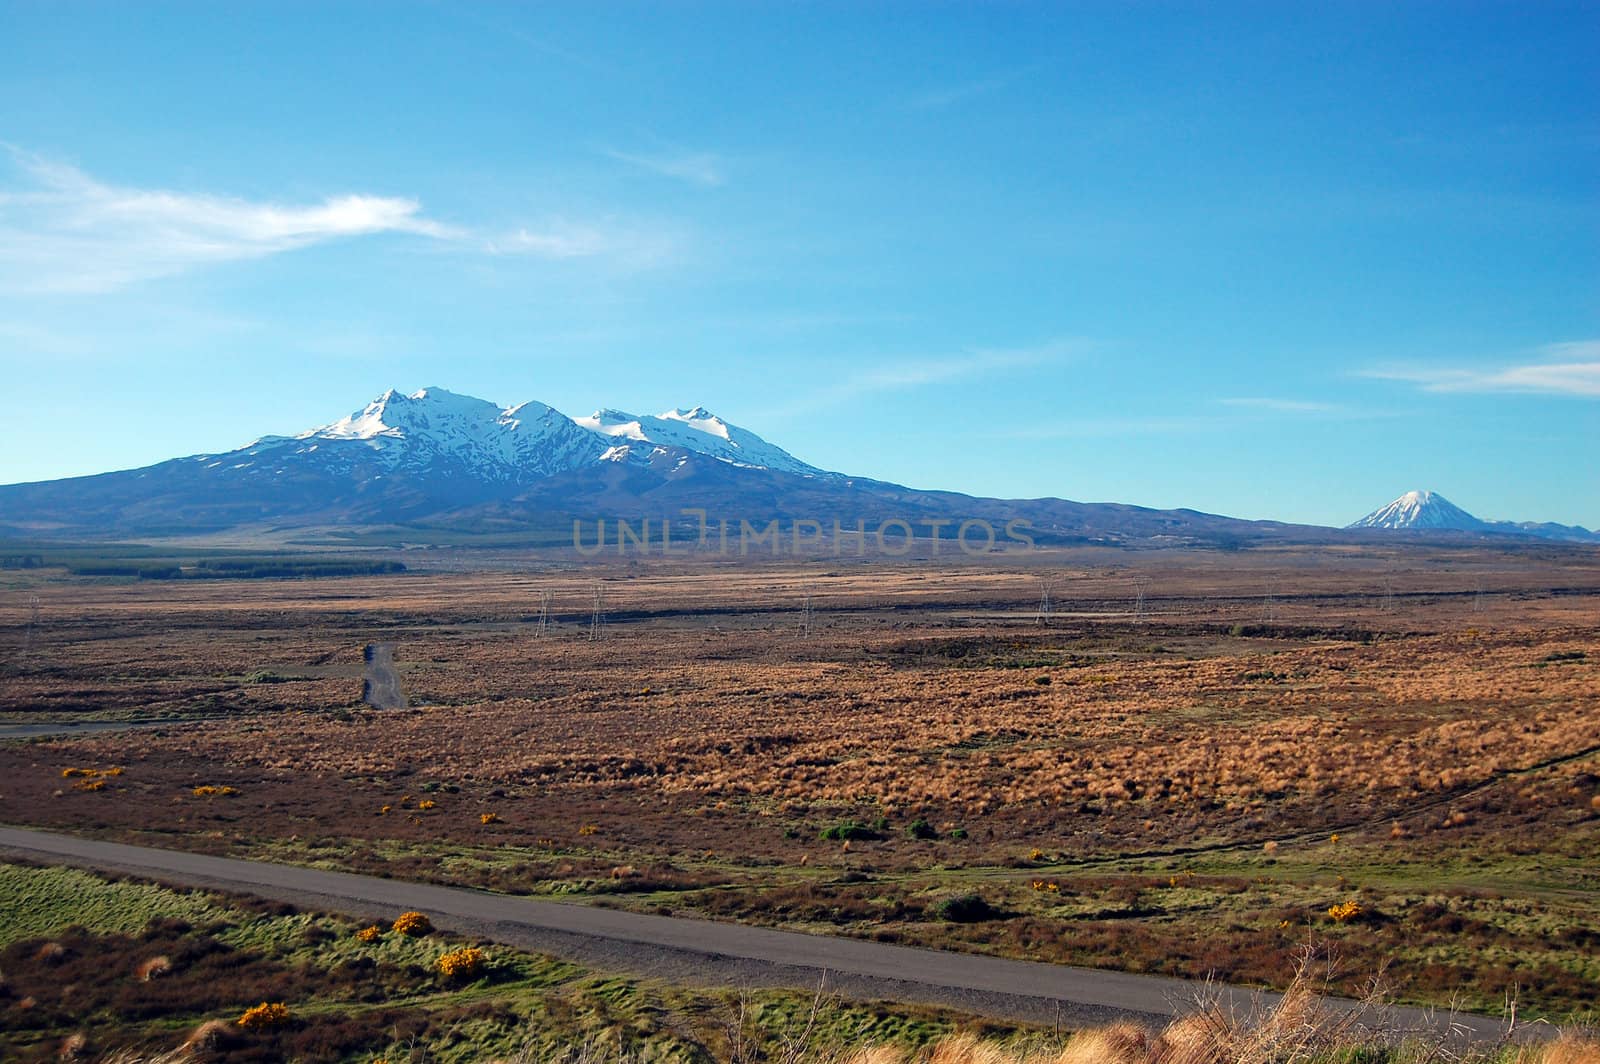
(1347, 490), (1599, 543)
(1347, 490), (1485, 531)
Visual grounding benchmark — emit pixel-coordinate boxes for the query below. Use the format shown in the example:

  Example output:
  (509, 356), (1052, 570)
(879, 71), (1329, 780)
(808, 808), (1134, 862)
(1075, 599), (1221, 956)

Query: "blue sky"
(1, 2), (1596, 527)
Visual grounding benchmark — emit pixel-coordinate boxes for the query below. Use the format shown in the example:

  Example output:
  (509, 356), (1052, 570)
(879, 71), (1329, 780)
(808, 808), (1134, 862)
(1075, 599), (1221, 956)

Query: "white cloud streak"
(0, 148), (457, 293)
(1217, 396), (1340, 413)
(1362, 342), (1600, 398)
(766, 340), (1085, 418)
(902, 64), (1040, 111)
(0, 147), (681, 292)
(485, 220), (680, 268)
(603, 147), (726, 187)
(1004, 396), (1381, 441)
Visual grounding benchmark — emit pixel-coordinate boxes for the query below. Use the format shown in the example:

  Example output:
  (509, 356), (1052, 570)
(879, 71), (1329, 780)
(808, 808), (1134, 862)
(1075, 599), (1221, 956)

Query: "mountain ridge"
(1, 390), (1596, 548)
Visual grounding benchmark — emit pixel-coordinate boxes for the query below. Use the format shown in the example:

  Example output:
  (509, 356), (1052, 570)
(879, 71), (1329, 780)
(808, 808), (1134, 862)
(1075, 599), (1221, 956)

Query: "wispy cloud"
(603, 147), (726, 187)
(1004, 396), (1380, 441)
(0, 147), (682, 292)
(903, 64), (1040, 111)
(0, 147), (457, 293)
(1362, 342), (1600, 398)
(766, 339), (1085, 418)
(1217, 396), (1340, 413)
(1005, 414), (1226, 440)
(485, 218), (682, 269)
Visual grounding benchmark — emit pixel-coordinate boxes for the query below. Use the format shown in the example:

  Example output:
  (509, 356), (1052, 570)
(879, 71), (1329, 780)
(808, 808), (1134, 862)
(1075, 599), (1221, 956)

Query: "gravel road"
(0, 825), (1519, 1044)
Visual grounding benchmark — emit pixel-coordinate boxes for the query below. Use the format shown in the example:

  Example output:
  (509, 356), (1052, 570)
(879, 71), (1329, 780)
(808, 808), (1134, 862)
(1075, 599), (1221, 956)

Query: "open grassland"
(2, 543), (1598, 1019)
(3, 862), (1595, 1064)
(0, 861), (1011, 1062)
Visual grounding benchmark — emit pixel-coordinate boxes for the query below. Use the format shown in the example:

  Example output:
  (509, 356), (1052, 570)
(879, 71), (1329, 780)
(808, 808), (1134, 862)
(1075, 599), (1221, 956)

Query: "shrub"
(434, 947), (485, 981)
(480, 812), (501, 825)
(238, 1001), (291, 1029)
(906, 818), (938, 840)
(391, 911), (432, 936)
(820, 820), (882, 841)
(1327, 899), (1364, 924)
(355, 925), (383, 943)
(135, 955), (171, 981)
(935, 893), (1000, 923)
(182, 1019), (239, 1053)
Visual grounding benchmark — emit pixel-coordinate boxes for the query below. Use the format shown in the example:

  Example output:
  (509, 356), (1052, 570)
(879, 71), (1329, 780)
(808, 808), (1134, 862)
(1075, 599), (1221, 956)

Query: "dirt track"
(361, 641), (407, 709)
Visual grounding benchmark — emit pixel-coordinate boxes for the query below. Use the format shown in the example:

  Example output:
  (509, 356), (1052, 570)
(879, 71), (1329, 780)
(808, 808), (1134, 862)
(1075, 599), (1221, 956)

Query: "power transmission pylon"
(1260, 581), (1277, 624)
(1133, 578), (1150, 624)
(535, 589), (552, 636)
(799, 586), (815, 638)
(1035, 578), (1054, 626)
(588, 585), (605, 642)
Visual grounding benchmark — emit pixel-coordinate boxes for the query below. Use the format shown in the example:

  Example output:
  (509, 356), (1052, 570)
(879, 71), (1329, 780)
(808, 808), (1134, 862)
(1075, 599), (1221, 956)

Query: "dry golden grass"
(3, 546), (1597, 1016)
(834, 954), (1600, 1064)
(834, 1030), (1600, 1064)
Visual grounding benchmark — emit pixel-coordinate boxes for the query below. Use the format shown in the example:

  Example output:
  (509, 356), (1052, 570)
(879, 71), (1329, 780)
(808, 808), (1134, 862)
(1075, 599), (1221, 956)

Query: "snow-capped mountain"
(574, 406), (823, 476)
(232, 388), (826, 484)
(1348, 490), (1599, 543)
(0, 385), (1313, 544)
(1347, 490), (1485, 532)
(7, 392), (1591, 548)
(248, 388), (608, 482)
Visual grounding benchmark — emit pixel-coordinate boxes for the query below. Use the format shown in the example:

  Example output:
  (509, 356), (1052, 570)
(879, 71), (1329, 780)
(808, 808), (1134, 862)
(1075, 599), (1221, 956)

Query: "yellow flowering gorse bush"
(435, 946), (485, 980)
(1327, 899), (1364, 923)
(391, 911), (432, 936)
(238, 1002), (291, 1029)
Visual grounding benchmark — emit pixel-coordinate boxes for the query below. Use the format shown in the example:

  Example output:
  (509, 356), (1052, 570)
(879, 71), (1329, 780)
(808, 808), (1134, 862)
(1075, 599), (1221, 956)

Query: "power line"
(1035, 577), (1054, 626)
(588, 584), (605, 642)
(535, 589), (552, 636)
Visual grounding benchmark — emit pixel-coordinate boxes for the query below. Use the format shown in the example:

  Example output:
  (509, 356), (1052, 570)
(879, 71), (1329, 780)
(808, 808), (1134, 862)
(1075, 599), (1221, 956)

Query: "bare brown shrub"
(135, 955), (172, 982)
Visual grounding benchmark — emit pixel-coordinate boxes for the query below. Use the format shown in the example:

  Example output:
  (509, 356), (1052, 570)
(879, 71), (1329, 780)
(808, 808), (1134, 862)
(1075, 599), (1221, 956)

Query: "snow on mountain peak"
(265, 388), (831, 483)
(1347, 490), (1484, 531)
(664, 405), (714, 421)
(576, 410), (651, 444)
(659, 406), (731, 440)
(303, 387), (501, 443)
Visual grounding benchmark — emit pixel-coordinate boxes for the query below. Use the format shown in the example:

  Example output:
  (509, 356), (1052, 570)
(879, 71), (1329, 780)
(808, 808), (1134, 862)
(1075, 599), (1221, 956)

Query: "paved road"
(0, 825), (1518, 1044)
